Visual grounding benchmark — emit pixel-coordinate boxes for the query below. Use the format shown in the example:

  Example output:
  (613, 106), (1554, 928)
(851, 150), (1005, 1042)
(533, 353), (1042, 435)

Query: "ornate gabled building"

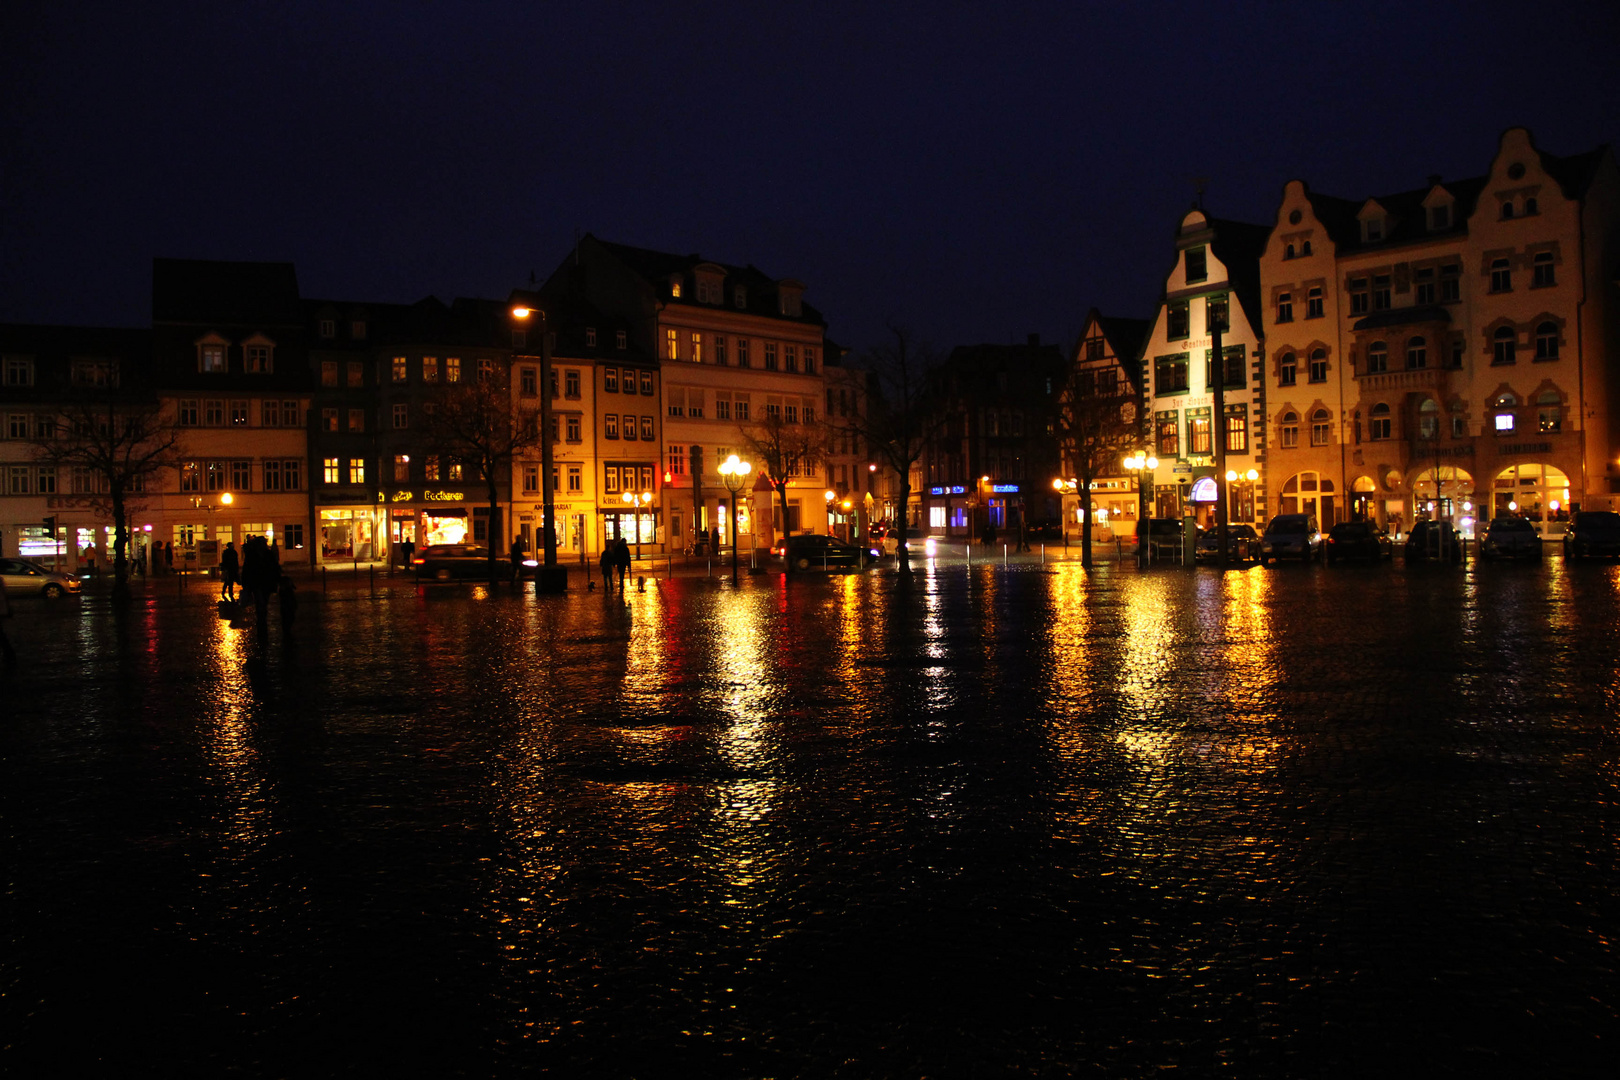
(1059, 309), (1150, 539)
(1262, 127), (1620, 537)
(1139, 210), (1271, 527)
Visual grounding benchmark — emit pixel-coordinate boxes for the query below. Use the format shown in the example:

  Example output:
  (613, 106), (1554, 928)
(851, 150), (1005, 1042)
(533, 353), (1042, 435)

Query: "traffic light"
(689, 444), (704, 476)
(43, 515), (57, 538)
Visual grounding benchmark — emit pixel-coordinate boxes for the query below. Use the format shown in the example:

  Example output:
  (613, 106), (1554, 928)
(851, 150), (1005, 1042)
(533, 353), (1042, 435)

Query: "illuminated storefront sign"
(1189, 476), (1218, 503)
(990, 484), (1020, 493)
(928, 485), (968, 495)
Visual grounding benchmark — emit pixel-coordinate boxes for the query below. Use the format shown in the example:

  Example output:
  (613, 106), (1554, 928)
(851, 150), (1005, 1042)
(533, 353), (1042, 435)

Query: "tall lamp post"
(719, 454), (751, 585)
(621, 489), (653, 563)
(1124, 452), (1158, 569)
(509, 298), (566, 593)
(1052, 477), (1077, 546)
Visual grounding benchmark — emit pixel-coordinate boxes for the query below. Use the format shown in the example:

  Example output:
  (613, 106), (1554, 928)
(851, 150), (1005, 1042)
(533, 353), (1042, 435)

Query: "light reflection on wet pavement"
(3, 561), (1617, 1076)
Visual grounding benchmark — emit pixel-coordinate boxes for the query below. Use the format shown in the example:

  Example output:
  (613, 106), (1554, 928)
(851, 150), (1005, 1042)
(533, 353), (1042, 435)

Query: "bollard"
(369, 563), (374, 595)
(1041, 544), (1045, 565)
(667, 553), (673, 580)
(322, 565), (328, 593)
(1004, 543), (1008, 566)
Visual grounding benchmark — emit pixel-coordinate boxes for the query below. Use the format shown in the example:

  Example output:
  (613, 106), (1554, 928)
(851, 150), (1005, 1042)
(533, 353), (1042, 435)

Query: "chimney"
(1427, 174), (1443, 188)
(1027, 333), (1040, 348)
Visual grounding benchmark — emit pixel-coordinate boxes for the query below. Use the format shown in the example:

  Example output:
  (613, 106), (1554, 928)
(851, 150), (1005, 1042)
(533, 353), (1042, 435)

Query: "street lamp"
(621, 489), (654, 562)
(1123, 452), (1158, 569)
(509, 297), (566, 593)
(719, 454), (752, 585)
(1052, 477), (1078, 546)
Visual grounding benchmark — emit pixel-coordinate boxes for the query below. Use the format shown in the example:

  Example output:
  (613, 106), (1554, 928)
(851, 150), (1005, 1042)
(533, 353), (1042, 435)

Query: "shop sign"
(1172, 463), (1193, 475)
(424, 490), (464, 502)
(1497, 442), (1552, 455)
(1189, 477), (1218, 503)
(990, 484), (1020, 493)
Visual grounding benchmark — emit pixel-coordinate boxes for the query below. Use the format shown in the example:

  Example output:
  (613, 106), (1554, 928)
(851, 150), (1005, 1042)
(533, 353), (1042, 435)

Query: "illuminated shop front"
(1489, 462), (1571, 536)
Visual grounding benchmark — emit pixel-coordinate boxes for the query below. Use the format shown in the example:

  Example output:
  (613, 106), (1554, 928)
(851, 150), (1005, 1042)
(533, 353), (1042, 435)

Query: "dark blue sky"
(4, 1), (1617, 355)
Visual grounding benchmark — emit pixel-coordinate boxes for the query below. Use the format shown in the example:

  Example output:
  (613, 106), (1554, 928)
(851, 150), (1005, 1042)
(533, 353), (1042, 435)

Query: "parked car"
(1137, 517), (1192, 561)
(772, 534), (882, 571)
(0, 557), (82, 598)
(1194, 524), (1259, 563)
(1403, 520), (1464, 563)
(1258, 514), (1322, 564)
(1479, 517), (1543, 561)
(411, 544), (507, 580)
(1563, 510), (1620, 560)
(1325, 521), (1393, 564)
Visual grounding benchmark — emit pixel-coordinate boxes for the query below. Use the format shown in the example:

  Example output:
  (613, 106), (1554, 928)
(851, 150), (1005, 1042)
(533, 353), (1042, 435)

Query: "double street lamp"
(718, 454), (752, 585)
(1123, 452), (1158, 569)
(620, 489), (654, 563)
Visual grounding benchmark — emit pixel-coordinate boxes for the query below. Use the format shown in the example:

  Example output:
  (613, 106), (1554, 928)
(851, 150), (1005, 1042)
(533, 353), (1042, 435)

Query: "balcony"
(1358, 368), (1447, 394)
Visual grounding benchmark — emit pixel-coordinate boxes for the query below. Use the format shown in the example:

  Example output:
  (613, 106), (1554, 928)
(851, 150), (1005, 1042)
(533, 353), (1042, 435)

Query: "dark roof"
(152, 258), (301, 325)
(940, 339), (1067, 399)
(0, 323), (154, 393)
(1539, 145), (1611, 200)
(1352, 305), (1452, 332)
(1205, 217), (1272, 334)
(587, 235), (827, 326)
(1095, 313), (1151, 364)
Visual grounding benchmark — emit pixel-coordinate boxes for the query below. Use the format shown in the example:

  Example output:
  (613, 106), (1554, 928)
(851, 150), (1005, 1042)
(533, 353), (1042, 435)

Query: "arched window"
(1493, 326), (1517, 365)
(1366, 341), (1388, 373)
(1535, 321), (1559, 360)
(1406, 336), (1427, 369)
(1279, 352), (1297, 385)
(1310, 408), (1332, 446)
(1302, 240), (1313, 256)
(1537, 390), (1562, 433)
(1370, 403), (1392, 440)
(1280, 410), (1299, 449)
(1525, 196), (1538, 215)
(1502, 201), (1515, 220)
(1418, 398), (1440, 439)
(1491, 258), (1513, 292)
(1285, 243), (1296, 259)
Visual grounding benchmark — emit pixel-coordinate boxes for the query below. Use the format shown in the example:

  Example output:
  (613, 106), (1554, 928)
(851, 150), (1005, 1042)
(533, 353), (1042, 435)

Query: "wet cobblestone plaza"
(3, 557), (1617, 1077)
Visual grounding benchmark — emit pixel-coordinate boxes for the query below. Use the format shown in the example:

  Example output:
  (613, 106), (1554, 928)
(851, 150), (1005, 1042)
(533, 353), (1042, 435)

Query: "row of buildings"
(3, 128), (1618, 571)
(0, 238), (846, 570)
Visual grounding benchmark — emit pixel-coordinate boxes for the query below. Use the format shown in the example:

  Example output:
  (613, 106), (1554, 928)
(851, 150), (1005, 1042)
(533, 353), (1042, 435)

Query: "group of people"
(597, 537), (633, 594)
(218, 537), (296, 631)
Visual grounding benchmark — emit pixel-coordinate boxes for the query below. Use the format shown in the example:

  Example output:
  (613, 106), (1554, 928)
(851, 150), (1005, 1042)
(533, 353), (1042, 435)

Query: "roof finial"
(1191, 176), (1209, 209)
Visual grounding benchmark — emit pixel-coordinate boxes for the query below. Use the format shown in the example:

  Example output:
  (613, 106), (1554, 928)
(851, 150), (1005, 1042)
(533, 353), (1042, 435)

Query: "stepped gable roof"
(589, 235), (828, 326)
(1205, 217), (1271, 333)
(153, 258), (301, 325)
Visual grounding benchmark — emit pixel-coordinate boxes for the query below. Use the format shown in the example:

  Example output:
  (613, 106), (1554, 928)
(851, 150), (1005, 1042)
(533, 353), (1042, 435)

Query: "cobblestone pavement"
(3, 558), (1616, 1077)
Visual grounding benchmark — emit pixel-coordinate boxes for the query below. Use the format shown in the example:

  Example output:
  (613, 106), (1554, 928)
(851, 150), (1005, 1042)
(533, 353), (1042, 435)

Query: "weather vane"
(1190, 176), (1209, 209)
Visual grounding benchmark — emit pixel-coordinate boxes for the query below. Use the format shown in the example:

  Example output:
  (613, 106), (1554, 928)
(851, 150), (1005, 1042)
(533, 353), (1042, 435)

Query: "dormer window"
(734, 286), (747, 308)
(1363, 218), (1383, 242)
(1429, 205), (1450, 230)
(616, 330), (627, 349)
(780, 293), (802, 317)
(670, 278), (683, 298)
(1184, 246), (1207, 283)
(197, 335), (229, 373)
(351, 320), (366, 340)
(586, 327), (597, 347)
(319, 319), (335, 339)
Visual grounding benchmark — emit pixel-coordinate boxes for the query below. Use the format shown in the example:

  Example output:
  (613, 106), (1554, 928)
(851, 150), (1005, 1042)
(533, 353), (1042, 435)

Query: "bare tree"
(32, 396), (184, 596)
(1055, 357), (1141, 569)
(422, 370), (540, 582)
(738, 410), (823, 561)
(832, 327), (946, 574)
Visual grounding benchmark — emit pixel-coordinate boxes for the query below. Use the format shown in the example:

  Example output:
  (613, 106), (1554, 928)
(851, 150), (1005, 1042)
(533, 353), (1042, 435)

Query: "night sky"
(4, 1), (1617, 355)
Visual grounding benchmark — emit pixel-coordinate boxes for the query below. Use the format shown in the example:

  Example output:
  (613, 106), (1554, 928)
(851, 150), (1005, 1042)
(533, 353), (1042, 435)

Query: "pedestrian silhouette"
(599, 542), (615, 594)
(220, 541), (239, 601)
(613, 537), (631, 593)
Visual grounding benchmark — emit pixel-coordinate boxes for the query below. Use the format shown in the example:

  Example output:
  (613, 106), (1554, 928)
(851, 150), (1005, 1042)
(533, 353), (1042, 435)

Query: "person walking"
(240, 536), (273, 632)
(164, 541), (174, 576)
(510, 534), (526, 582)
(711, 526), (721, 555)
(220, 541), (240, 602)
(598, 541), (616, 594)
(613, 536), (631, 592)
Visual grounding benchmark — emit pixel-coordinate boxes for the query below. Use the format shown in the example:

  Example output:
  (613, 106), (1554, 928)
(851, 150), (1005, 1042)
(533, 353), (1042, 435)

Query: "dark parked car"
(1564, 510), (1620, 560)
(772, 534), (882, 571)
(1480, 517), (1543, 561)
(1258, 514), (1322, 564)
(1194, 524), (1258, 563)
(1137, 517), (1192, 561)
(1325, 521), (1393, 564)
(1404, 520), (1464, 562)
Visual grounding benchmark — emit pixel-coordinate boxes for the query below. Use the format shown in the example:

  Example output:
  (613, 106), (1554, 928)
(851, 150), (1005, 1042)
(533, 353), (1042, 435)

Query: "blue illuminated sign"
(991, 484), (1020, 493)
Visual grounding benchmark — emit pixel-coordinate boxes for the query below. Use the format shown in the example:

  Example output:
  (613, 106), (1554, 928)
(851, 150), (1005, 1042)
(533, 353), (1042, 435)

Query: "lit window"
(1495, 412), (1516, 434)
(424, 457), (439, 481)
(392, 357), (408, 383)
(446, 357), (461, 383)
(200, 344), (226, 373)
(691, 332), (702, 363)
(423, 356), (439, 382)
(348, 459), (365, 483)
(394, 455), (410, 482)
(667, 329), (679, 360)
(323, 458), (339, 484)
(245, 344), (272, 373)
